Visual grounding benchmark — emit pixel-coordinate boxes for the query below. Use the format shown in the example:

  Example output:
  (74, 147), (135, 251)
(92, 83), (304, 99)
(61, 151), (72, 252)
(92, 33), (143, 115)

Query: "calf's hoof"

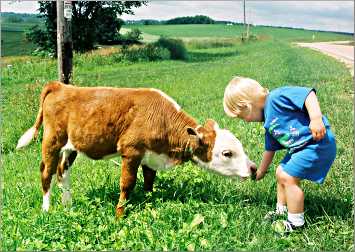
(42, 204), (49, 212)
(116, 206), (125, 218)
(62, 191), (72, 207)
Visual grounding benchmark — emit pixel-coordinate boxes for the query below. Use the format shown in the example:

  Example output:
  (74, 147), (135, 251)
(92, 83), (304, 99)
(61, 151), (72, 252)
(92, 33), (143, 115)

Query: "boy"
(223, 76), (336, 234)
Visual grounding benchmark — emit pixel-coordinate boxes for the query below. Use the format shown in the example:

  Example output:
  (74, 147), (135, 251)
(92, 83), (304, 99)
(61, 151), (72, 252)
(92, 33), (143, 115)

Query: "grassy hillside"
(2, 22), (353, 57)
(1, 21), (40, 56)
(1, 30), (37, 57)
(1, 26), (353, 251)
(126, 24), (353, 42)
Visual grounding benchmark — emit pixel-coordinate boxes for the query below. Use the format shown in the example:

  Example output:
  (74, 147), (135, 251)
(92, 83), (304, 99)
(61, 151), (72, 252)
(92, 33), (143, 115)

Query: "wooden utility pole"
(242, 0), (249, 40)
(57, 0), (73, 84)
(243, 0), (246, 29)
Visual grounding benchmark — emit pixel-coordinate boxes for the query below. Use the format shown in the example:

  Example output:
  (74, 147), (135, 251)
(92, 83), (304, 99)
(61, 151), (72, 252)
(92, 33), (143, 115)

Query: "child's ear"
(263, 87), (269, 95)
(238, 101), (250, 112)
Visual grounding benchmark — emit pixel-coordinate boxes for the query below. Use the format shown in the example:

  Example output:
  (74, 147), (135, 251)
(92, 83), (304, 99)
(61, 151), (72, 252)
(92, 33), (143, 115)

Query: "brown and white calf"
(17, 81), (255, 217)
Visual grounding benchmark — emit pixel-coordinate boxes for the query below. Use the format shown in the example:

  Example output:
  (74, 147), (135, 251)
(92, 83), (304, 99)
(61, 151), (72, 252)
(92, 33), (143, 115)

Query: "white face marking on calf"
(141, 150), (175, 171)
(151, 88), (181, 111)
(193, 123), (252, 178)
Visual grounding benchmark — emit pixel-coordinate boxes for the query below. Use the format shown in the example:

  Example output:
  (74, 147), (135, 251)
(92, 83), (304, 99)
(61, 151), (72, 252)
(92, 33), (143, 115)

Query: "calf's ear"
(205, 119), (218, 131)
(187, 127), (198, 136)
(187, 127), (204, 139)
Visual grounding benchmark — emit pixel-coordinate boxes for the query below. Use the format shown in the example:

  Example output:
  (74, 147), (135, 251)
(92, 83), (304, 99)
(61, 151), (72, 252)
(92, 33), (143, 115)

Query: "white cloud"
(2, 1), (353, 33)
(122, 1), (354, 33)
(2, 1), (39, 14)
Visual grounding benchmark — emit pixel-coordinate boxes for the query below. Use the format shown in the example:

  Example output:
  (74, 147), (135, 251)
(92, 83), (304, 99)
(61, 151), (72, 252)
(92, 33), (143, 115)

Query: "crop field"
(1, 25), (353, 251)
(1, 22), (40, 56)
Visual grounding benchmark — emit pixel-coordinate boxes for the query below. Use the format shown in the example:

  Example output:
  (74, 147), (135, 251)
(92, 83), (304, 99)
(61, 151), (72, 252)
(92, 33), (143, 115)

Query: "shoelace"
(284, 221), (294, 232)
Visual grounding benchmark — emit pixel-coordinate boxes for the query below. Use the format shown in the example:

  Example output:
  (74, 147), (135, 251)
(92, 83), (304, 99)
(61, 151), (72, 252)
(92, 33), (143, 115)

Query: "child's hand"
(252, 151), (275, 181)
(256, 169), (267, 181)
(309, 117), (326, 141)
(251, 167), (267, 181)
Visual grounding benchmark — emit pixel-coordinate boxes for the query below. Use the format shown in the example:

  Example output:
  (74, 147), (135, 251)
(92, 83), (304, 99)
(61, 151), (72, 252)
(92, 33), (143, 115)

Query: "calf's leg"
(41, 140), (63, 211)
(142, 165), (156, 192)
(57, 151), (77, 206)
(116, 151), (142, 217)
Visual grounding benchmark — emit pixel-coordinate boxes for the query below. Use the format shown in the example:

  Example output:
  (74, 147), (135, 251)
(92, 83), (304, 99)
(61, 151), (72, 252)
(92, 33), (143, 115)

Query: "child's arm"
(256, 150), (275, 180)
(305, 91), (326, 141)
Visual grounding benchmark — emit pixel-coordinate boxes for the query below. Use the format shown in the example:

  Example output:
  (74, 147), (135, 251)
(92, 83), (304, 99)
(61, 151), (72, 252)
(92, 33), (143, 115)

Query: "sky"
(2, 1), (354, 33)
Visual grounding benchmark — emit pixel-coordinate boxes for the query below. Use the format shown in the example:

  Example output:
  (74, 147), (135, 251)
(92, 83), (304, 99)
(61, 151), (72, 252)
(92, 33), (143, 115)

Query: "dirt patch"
(296, 41), (354, 76)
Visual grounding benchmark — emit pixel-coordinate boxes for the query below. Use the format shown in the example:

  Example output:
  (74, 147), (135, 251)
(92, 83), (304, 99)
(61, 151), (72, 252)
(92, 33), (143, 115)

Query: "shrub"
(241, 33), (258, 43)
(120, 44), (170, 62)
(153, 37), (188, 60)
(124, 28), (143, 43)
(105, 28), (143, 46)
(144, 44), (171, 61)
(186, 39), (237, 49)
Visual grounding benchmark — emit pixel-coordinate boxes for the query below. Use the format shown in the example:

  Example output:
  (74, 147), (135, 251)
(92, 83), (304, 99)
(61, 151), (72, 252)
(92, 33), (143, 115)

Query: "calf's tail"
(16, 81), (62, 149)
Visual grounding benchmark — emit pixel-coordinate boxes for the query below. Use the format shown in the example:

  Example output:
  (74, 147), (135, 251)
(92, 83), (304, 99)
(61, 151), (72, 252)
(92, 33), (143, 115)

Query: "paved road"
(297, 41), (354, 76)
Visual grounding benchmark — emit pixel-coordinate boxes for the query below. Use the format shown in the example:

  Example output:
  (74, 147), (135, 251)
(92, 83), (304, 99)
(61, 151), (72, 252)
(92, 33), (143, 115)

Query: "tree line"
(25, 1), (145, 55)
(5, 4), (240, 56)
(127, 15), (237, 25)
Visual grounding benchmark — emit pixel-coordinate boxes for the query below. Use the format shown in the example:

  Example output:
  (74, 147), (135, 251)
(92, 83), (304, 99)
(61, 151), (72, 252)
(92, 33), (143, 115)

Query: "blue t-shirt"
(264, 86), (330, 153)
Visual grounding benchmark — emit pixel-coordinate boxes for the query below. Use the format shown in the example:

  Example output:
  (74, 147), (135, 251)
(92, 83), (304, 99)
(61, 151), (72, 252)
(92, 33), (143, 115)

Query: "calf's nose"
(249, 161), (257, 174)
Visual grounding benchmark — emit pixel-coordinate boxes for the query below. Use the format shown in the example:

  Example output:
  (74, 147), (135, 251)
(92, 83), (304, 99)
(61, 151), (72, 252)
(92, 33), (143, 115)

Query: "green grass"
(1, 26), (353, 251)
(1, 21), (40, 56)
(1, 31), (37, 56)
(1, 22), (41, 32)
(126, 24), (352, 42)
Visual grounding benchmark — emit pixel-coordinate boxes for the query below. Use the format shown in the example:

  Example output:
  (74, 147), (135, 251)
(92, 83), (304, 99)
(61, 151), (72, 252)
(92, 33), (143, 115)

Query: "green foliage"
(26, 25), (55, 55)
(96, 9), (125, 44)
(74, 43), (170, 66)
(120, 28), (143, 44)
(166, 15), (215, 25)
(186, 38), (238, 49)
(142, 19), (162, 25)
(26, 1), (146, 54)
(153, 37), (188, 60)
(120, 44), (170, 62)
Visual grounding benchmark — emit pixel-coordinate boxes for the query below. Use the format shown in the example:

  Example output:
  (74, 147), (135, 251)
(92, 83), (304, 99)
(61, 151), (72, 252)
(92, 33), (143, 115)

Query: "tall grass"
(2, 28), (353, 251)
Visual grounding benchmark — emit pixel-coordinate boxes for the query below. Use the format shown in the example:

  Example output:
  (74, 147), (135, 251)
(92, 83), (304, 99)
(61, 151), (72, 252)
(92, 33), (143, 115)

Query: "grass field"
(1, 22), (40, 56)
(1, 25), (354, 251)
(126, 24), (352, 42)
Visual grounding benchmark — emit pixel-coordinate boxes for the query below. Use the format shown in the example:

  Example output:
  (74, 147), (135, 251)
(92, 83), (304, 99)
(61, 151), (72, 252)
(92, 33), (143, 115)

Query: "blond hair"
(223, 76), (268, 117)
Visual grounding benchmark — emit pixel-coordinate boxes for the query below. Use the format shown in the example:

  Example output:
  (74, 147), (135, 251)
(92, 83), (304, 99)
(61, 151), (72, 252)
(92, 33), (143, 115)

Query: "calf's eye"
(222, 150), (233, 158)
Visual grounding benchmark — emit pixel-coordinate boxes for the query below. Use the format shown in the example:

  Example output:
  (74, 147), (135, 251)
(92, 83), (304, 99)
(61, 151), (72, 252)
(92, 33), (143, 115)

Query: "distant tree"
(95, 8), (125, 44)
(143, 19), (161, 25)
(6, 14), (24, 23)
(27, 1), (146, 54)
(165, 15), (215, 25)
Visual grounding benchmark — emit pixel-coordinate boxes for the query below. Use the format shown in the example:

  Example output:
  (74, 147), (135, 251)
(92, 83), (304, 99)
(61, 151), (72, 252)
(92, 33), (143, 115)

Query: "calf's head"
(187, 119), (256, 178)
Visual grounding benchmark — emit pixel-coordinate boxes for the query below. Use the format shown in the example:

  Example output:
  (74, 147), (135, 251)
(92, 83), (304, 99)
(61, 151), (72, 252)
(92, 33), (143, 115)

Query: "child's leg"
(276, 167), (287, 213)
(276, 166), (304, 227)
(264, 168), (287, 220)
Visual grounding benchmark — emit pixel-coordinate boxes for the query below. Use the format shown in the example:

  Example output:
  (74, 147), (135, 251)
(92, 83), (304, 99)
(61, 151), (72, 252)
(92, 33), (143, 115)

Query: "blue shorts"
(280, 128), (336, 184)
